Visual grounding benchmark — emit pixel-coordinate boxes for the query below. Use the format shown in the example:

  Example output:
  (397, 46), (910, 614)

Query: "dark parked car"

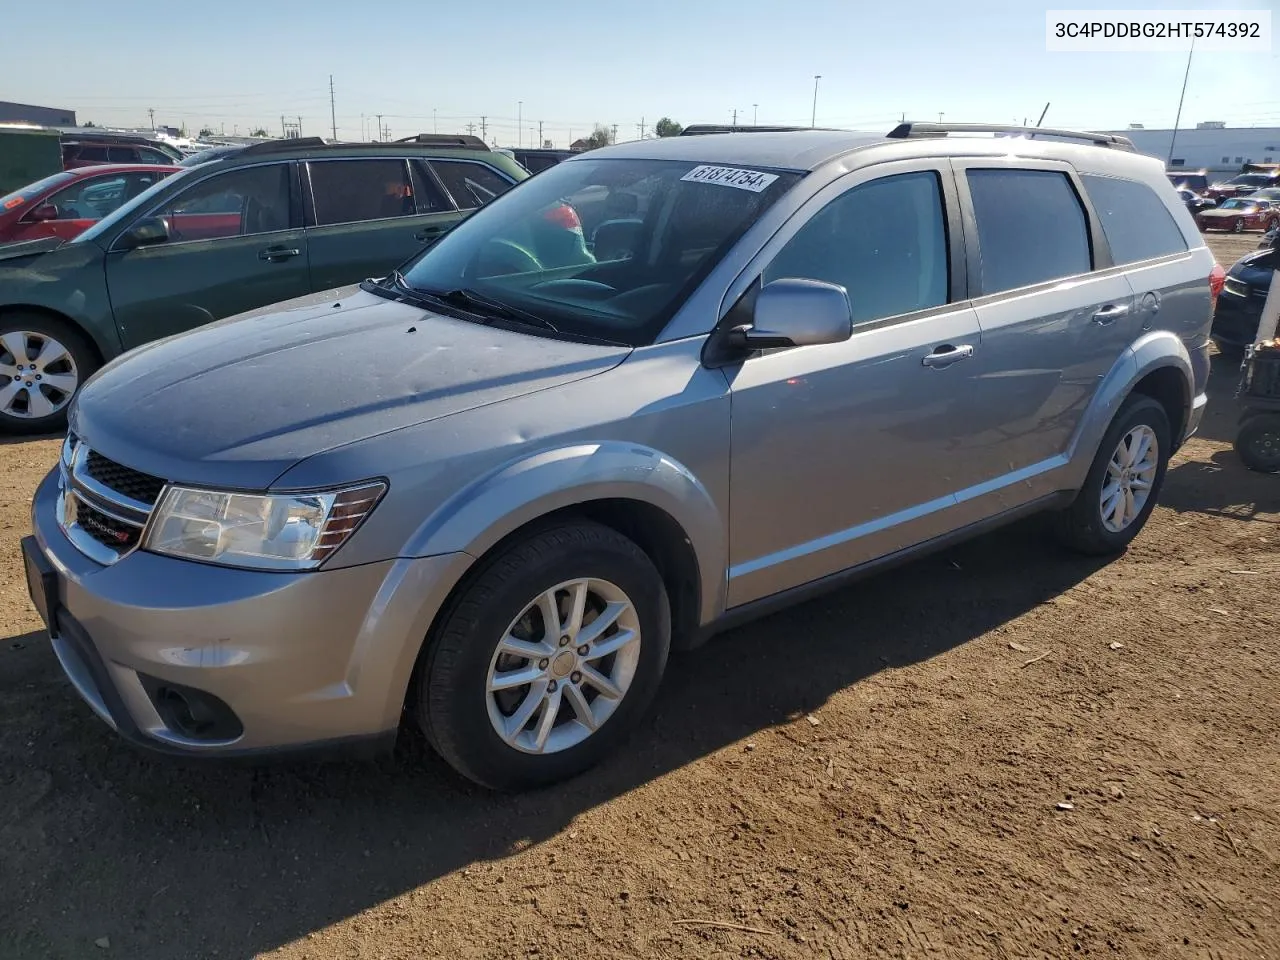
(1212, 245), (1276, 350)
(0, 137), (526, 432)
(1167, 171), (1210, 195)
(61, 136), (181, 169)
(509, 148), (576, 175)
(1178, 188), (1215, 217)
(0, 164), (179, 243)
(1207, 171), (1280, 202)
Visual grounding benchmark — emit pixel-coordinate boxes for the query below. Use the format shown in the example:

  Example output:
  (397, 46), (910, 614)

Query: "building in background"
(1107, 122), (1280, 174)
(0, 101), (76, 126)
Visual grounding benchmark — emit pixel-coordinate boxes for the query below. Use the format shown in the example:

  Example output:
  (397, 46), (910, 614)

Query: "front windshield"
(399, 157), (798, 346)
(179, 146), (243, 167)
(1229, 174), (1269, 186)
(1220, 199), (1250, 210)
(72, 166), (196, 245)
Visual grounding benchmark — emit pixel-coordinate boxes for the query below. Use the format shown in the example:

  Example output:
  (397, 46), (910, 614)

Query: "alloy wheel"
(0, 330), (80, 421)
(485, 577), (642, 755)
(1100, 425), (1159, 533)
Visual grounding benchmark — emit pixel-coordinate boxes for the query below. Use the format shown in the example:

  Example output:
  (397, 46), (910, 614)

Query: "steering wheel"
(529, 279), (618, 301)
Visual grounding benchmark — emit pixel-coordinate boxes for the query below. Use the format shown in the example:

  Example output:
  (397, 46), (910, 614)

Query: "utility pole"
(281, 115), (286, 138)
(732, 108), (737, 126)
(517, 100), (523, 149)
(221, 122), (225, 136)
(329, 75), (337, 140)
(480, 116), (487, 141)
(538, 119), (544, 146)
(811, 75), (821, 127)
(148, 107), (155, 131)
(466, 122), (476, 135)
(753, 104), (758, 125)
(637, 117), (645, 140)
(1168, 39), (1195, 165)
(297, 115), (302, 137)
(611, 123), (618, 144)
(375, 114), (383, 142)
(938, 111), (944, 123)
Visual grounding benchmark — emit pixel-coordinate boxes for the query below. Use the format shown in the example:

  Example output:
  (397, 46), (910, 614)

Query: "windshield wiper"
(412, 284), (560, 333)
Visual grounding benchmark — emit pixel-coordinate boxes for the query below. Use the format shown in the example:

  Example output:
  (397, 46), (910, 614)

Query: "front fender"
(405, 441), (728, 624)
(1063, 330), (1194, 489)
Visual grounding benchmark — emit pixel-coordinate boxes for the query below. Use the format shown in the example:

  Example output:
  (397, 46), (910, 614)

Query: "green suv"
(0, 135), (527, 433)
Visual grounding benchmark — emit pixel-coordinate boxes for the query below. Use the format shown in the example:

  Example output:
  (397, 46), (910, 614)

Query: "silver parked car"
(24, 123), (1220, 789)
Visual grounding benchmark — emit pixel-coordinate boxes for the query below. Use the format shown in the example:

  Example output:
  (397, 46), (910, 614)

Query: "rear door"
(302, 156), (459, 290)
(954, 161), (1136, 485)
(427, 158), (516, 212)
(106, 161), (309, 349)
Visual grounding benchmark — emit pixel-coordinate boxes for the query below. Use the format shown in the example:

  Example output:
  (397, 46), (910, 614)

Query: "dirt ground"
(1, 235), (1276, 960)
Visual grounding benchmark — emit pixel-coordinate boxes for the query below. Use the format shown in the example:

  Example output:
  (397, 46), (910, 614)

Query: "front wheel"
(1056, 395), (1171, 555)
(1235, 414), (1280, 473)
(417, 521), (670, 790)
(1233, 219), (1245, 233)
(0, 315), (97, 435)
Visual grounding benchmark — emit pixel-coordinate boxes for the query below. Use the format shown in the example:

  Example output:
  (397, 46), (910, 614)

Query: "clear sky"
(6, 0), (1278, 147)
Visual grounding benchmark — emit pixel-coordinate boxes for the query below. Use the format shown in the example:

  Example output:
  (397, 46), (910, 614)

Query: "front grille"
(84, 450), (165, 505)
(76, 501), (143, 551)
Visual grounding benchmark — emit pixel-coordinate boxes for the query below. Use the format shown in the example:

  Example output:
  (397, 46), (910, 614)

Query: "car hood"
(1230, 249), (1276, 287)
(1199, 207), (1250, 217)
(0, 235), (66, 262)
(71, 286), (631, 489)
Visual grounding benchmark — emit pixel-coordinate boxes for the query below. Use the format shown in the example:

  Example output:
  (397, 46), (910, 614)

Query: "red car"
(0, 164), (180, 243)
(1196, 198), (1280, 234)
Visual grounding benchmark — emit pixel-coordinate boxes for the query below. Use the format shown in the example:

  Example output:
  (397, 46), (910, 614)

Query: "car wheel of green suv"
(418, 520), (671, 790)
(0, 314), (97, 435)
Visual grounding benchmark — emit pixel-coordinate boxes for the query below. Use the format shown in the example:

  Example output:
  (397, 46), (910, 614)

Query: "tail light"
(1209, 262), (1226, 308)
(542, 203), (582, 231)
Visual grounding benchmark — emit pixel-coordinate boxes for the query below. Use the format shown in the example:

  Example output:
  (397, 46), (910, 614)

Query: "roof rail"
(241, 136), (329, 155)
(680, 124), (832, 136)
(393, 133), (490, 150)
(886, 122), (1135, 151)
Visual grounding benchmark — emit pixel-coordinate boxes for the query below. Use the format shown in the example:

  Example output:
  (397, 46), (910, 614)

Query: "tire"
(0, 313), (98, 435)
(1235, 414), (1280, 473)
(1233, 219), (1245, 233)
(1056, 395), (1171, 556)
(418, 521), (670, 790)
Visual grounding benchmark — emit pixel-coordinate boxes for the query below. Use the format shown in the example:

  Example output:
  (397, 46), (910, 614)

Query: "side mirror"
(118, 217), (170, 250)
(28, 203), (59, 222)
(733, 278), (853, 349)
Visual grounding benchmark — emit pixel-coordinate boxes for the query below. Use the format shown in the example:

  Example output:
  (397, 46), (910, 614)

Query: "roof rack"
(393, 133), (489, 150)
(886, 122), (1135, 151)
(241, 136), (329, 155)
(679, 124), (833, 136)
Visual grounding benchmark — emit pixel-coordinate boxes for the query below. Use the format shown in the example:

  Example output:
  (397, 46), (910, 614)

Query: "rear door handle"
(258, 246), (301, 262)
(413, 227), (446, 242)
(922, 344), (974, 369)
(1091, 303), (1129, 325)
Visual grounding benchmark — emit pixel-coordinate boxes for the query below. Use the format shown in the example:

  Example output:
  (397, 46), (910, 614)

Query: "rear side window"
(309, 159), (417, 225)
(1082, 175), (1187, 264)
(966, 169), (1091, 294)
(429, 160), (512, 210)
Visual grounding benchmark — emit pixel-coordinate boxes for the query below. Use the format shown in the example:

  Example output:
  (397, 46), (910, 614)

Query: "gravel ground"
(1, 234), (1275, 960)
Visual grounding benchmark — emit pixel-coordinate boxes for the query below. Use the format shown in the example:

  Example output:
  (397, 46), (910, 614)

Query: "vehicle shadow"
(1162, 448), (1279, 522)
(1, 517), (1108, 959)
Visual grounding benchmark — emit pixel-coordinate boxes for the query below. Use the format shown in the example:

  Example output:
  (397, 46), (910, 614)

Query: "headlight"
(143, 481), (385, 570)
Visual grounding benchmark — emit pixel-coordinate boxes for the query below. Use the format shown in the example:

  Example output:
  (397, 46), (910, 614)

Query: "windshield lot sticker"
(680, 165), (779, 193)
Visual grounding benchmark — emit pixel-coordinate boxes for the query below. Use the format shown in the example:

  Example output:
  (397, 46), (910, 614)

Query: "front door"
(725, 162), (986, 607)
(955, 162), (1137, 482)
(14, 170), (169, 243)
(302, 157), (460, 290)
(106, 162), (310, 349)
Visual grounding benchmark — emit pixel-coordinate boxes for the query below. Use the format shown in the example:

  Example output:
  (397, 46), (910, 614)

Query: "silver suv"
(24, 123), (1219, 789)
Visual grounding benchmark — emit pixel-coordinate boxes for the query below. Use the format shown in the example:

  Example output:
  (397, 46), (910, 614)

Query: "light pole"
(753, 103), (758, 125)
(811, 75), (821, 128)
(517, 100), (523, 149)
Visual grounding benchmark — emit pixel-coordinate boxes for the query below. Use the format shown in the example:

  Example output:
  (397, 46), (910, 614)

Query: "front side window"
(764, 171), (948, 326)
(40, 172), (166, 222)
(967, 169), (1091, 295)
(398, 157), (798, 346)
(429, 160), (513, 210)
(308, 158), (418, 225)
(107, 146), (139, 163)
(74, 145), (109, 163)
(1081, 175), (1187, 265)
(1, 172), (75, 210)
(155, 164), (291, 241)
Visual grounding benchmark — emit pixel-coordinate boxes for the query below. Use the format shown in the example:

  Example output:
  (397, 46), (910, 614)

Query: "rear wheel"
(1056, 395), (1171, 555)
(0, 315), (97, 435)
(1233, 219), (1245, 233)
(1235, 414), (1280, 473)
(418, 521), (670, 790)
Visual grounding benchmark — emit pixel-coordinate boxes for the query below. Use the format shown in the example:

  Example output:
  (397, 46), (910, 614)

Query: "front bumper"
(26, 468), (470, 757)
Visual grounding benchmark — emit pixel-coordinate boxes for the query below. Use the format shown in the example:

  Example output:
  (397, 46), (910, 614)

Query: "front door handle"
(1091, 303), (1130, 325)
(258, 246), (301, 262)
(922, 344), (974, 369)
